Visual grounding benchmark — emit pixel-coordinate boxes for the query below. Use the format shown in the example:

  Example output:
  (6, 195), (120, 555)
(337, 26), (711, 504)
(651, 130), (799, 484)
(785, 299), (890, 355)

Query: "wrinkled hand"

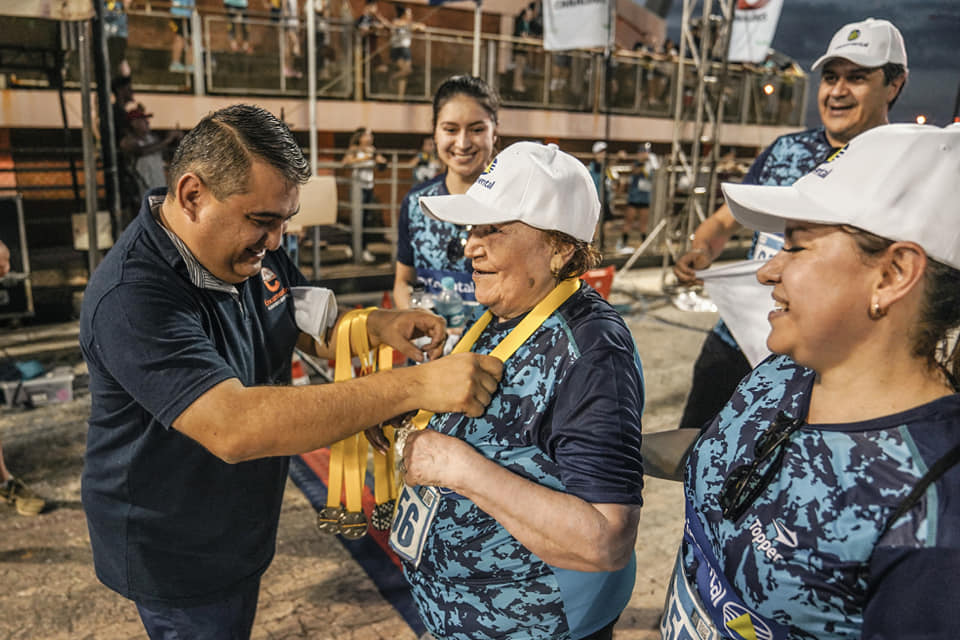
(413, 352), (502, 417)
(367, 309), (447, 362)
(673, 249), (712, 285)
(399, 428), (475, 489)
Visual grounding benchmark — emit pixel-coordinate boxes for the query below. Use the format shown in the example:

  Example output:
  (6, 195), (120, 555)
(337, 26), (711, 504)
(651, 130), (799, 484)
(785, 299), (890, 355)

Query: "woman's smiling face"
(464, 222), (560, 321)
(757, 221), (879, 371)
(433, 94), (497, 185)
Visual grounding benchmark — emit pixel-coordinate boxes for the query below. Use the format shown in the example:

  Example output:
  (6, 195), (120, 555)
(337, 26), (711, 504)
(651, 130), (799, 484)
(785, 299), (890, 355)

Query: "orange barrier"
(580, 265), (615, 300)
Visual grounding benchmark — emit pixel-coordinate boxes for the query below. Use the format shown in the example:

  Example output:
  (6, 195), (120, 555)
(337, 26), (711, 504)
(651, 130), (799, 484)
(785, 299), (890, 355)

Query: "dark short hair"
(166, 104), (310, 200)
(432, 75), (501, 129)
(880, 62), (907, 109)
(546, 230), (602, 281)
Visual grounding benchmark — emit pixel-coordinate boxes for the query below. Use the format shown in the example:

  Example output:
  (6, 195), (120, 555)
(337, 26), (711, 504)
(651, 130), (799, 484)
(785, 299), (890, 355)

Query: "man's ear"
(174, 172), (205, 221)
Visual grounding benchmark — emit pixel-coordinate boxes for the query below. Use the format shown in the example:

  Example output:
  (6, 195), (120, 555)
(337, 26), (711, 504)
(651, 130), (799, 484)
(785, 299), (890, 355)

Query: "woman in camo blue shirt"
(393, 142), (645, 640)
(663, 124), (960, 640)
(393, 76), (500, 309)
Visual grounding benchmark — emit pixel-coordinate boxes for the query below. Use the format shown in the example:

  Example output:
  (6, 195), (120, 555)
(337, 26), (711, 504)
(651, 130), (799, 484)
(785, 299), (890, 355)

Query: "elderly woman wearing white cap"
(389, 142), (645, 640)
(662, 124), (960, 640)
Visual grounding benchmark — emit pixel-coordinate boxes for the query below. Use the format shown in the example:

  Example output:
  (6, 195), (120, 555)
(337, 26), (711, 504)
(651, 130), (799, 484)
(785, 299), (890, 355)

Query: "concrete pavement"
(0, 265), (718, 640)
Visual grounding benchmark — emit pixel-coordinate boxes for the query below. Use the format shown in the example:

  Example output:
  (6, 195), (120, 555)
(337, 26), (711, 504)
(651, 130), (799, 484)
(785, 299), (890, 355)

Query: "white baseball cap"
(592, 141), (607, 154)
(419, 141), (600, 243)
(811, 18), (908, 71)
(722, 123), (960, 271)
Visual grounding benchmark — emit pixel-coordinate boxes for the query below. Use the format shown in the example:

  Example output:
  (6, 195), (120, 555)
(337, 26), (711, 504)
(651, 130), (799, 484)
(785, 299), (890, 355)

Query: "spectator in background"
(0, 239), (46, 517)
(314, 0), (333, 80)
(102, 0), (132, 80)
(587, 141), (615, 228)
(270, 0), (302, 79)
(224, 0), (252, 54)
(619, 143), (659, 252)
(168, 0), (196, 73)
(356, 0), (388, 75)
(410, 136), (442, 184)
(342, 127), (388, 263)
(387, 5), (423, 99)
(120, 105), (183, 203)
(646, 38), (677, 107)
(111, 76), (140, 228)
(511, 4), (535, 93)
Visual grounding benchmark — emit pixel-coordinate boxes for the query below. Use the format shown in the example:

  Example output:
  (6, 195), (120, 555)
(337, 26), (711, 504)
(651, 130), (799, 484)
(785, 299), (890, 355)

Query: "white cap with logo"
(419, 141), (600, 243)
(811, 17), (908, 71)
(721, 123), (960, 271)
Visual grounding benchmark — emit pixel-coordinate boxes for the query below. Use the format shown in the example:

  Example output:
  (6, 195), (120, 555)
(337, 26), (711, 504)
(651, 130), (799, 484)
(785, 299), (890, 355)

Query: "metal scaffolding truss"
(622, 0), (735, 282)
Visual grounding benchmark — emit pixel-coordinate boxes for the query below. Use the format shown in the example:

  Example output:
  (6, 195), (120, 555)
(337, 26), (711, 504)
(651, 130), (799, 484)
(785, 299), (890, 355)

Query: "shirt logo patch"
(260, 267), (289, 309)
(476, 157), (498, 190)
(772, 519), (798, 548)
(723, 603), (773, 640)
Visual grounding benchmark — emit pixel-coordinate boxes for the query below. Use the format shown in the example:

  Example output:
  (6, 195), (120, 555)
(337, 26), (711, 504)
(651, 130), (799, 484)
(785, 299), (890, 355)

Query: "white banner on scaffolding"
(727, 0), (785, 63)
(543, 0), (610, 52)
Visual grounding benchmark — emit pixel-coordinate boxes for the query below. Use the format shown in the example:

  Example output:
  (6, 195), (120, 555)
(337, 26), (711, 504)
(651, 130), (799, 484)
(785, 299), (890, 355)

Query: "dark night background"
(664, 0), (960, 127)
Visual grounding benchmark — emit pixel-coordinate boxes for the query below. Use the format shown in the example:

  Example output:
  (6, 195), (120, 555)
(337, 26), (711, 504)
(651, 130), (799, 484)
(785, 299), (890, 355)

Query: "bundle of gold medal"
(315, 307), (401, 539)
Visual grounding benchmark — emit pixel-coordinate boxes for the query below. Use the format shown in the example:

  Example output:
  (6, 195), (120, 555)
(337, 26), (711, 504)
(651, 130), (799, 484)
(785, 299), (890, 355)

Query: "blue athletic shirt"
(667, 355), (960, 639)
(713, 128), (836, 350)
(80, 190), (306, 606)
(404, 285), (645, 639)
(396, 173), (475, 300)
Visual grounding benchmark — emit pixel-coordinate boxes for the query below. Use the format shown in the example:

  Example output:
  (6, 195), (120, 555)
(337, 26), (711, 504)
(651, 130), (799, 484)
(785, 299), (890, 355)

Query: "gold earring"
(870, 302), (886, 319)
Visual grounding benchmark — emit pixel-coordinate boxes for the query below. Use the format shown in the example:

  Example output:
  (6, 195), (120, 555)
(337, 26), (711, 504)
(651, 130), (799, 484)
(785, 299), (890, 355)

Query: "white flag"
(727, 0), (785, 63)
(543, 0), (610, 52)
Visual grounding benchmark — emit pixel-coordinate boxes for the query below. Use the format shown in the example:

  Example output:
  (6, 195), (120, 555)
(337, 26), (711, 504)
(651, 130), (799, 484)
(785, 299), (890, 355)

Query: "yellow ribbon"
(408, 278), (581, 430)
(327, 307), (401, 522)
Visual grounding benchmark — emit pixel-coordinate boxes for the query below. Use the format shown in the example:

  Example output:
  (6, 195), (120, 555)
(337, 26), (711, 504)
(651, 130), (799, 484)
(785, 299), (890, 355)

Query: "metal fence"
(41, 7), (807, 127)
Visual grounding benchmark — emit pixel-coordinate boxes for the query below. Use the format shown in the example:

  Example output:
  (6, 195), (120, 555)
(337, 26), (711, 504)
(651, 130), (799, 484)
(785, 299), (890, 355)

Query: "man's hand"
(367, 309), (447, 362)
(412, 352), (502, 417)
(673, 248), (712, 285)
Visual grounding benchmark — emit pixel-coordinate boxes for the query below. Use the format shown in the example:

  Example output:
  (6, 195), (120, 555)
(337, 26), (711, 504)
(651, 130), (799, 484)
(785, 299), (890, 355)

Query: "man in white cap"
(660, 18), (909, 448)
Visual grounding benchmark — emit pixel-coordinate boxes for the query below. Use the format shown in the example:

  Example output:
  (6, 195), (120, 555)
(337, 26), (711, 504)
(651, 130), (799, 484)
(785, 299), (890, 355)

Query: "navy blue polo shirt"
(79, 190), (307, 606)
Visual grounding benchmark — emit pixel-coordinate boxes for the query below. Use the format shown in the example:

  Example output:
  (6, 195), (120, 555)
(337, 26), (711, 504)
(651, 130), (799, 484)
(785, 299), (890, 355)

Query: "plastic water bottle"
(409, 282), (434, 310)
(434, 277), (465, 333)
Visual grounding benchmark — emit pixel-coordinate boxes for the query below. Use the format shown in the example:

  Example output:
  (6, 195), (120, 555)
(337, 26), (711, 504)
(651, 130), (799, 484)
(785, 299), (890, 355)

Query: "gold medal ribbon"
(407, 277), (581, 431)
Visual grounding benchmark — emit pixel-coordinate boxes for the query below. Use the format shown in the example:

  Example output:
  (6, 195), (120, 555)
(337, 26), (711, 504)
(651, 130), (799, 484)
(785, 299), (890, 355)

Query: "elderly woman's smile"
(465, 222), (570, 322)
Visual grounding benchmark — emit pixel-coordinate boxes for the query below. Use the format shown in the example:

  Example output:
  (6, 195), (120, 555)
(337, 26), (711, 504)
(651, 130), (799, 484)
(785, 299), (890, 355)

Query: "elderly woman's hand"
(399, 429), (475, 490)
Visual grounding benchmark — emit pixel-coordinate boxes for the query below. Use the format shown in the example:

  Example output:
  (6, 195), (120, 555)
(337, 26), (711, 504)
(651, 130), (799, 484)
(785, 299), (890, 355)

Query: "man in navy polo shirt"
(79, 104), (501, 639)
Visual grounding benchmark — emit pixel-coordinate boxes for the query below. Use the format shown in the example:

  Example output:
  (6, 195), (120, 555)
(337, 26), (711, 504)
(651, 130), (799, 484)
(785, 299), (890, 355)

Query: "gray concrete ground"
(0, 266), (718, 640)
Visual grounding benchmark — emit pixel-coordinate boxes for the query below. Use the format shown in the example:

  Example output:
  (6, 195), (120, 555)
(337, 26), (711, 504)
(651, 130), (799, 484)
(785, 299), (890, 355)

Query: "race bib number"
(388, 484), (441, 568)
(661, 553), (721, 640)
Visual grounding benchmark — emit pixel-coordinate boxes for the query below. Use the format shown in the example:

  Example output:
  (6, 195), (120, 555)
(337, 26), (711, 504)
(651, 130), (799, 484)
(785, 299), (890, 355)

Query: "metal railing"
(39, 7), (808, 127)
